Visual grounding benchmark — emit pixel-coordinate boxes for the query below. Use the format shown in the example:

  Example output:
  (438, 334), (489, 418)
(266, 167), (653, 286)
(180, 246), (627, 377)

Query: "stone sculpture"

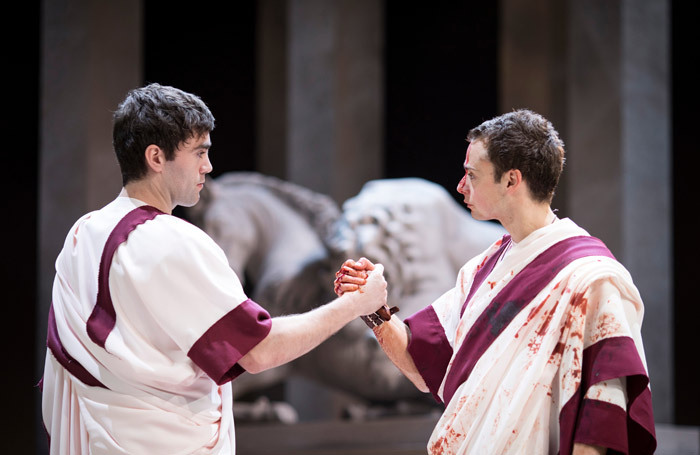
(186, 172), (506, 410)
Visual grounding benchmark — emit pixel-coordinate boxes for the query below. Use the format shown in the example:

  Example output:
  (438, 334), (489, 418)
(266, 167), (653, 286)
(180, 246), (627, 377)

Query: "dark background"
(6, 1), (696, 453)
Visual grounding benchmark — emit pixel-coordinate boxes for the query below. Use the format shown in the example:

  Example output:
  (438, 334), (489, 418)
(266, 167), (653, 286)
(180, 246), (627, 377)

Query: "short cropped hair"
(467, 109), (565, 203)
(112, 83), (215, 185)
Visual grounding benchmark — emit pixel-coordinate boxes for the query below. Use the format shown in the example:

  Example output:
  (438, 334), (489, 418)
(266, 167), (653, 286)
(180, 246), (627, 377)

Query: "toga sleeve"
(558, 270), (656, 454)
(111, 215), (272, 384)
(404, 295), (453, 403)
(404, 255), (485, 403)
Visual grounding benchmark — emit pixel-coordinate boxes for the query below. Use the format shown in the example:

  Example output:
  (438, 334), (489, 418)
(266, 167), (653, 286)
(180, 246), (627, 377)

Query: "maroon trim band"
(442, 236), (614, 406)
(572, 399), (628, 452)
(47, 303), (106, 388)
(559, 336), (656, 455)
(460, 235), (512, 317)
(404, 235), (510, 403)
(188, 299), (272, 385)
(86, 205), (164, 349)
(405, 305), (453, 403)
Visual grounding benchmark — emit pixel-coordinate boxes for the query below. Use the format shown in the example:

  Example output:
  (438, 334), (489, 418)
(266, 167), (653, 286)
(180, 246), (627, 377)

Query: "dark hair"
(112, 83), (215, 185)
(466, 109), (565, 203)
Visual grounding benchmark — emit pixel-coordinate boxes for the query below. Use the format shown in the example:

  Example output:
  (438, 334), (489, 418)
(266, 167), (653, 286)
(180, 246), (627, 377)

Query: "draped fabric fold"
(405, 218), (655, 454)
(42, 197), (271, 455)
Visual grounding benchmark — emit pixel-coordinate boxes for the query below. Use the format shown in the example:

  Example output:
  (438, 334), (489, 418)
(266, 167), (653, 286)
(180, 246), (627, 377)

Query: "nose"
(202, 155), (213, 174)
(457, 175), (467, 195)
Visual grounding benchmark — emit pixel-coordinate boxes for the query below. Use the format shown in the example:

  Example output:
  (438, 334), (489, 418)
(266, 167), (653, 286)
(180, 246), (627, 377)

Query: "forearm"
(239, 293), (360, 374)
(573, 443), (606, 455)
(373, 316), (429, 392)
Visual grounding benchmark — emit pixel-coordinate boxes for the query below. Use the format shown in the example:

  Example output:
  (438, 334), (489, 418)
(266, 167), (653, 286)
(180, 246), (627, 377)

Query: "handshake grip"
(334, 258), (399, 328)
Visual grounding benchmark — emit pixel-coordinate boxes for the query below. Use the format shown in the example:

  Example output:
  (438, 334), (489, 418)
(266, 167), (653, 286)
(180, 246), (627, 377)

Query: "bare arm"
(372, 316), (429, 392)
(335, 257), (429, 393)
(572, 443), (606, 455)
(238, 265), (387, 374)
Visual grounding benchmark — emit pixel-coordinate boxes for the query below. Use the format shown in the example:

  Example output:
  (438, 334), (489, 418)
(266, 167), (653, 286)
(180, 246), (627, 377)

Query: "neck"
(121, 179), (173, 214)
(500, 200), (556, 243)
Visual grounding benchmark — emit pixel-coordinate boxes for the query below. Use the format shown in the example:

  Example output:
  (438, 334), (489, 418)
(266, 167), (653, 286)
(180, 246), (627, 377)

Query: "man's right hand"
(334, 257), (374, 296)
(349, 263), (388, 317)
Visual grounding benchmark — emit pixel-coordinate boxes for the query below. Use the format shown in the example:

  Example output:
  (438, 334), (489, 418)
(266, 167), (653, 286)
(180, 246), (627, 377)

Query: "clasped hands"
(334, 257), (398, 326)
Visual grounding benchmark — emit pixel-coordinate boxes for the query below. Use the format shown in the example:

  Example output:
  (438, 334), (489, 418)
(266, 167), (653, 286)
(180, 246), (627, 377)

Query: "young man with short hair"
(41, 83), (388, 454)
(337, 110), (656, 454)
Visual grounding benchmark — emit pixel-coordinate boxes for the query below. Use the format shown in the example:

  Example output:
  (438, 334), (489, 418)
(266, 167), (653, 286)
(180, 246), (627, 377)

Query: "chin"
(180, 198), (199, 208)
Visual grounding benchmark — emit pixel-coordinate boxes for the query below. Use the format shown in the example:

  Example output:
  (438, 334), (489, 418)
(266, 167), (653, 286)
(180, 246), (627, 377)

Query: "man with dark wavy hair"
(41, 83), (388, 454)
(337, 110), (656, 454)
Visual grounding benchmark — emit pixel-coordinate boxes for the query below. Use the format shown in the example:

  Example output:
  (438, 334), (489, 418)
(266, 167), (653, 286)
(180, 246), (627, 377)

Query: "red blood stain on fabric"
(429, 427), (463, 455)
(571, 292), (587, 311)
(548, 341), (567, 365)
(527, 295), (549, 322)
(429, 396), (468, 454)
(535, 300), (558, 337)
(590, 312), (621, 344)
(552, 341), (566, 356)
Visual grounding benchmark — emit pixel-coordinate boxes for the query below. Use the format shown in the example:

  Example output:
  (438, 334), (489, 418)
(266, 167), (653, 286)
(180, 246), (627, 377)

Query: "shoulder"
(557, 252), (641, 313)
(151, 213), (213, 242)
(64, 210), (100, 238)
(122, 212), (228, 266)
(146, 213), (221, 248)
(571, 254), (633, 282)
(59, 197), (133, 251)
(554, 217), (591, 238)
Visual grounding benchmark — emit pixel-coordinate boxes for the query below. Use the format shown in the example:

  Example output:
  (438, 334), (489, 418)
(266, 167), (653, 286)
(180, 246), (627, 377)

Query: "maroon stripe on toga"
(461, 235), (512, 317)
(558, 336), (656, 455)
(86, 205), (164, 349)
(405, 236), (511, 403)
(188, 298), (272, 385)
(47, 303), (106, 388)
(442, 236), (614, 406)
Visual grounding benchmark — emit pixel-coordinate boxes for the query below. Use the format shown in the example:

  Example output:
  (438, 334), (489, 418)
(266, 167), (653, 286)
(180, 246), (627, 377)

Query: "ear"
(504, 169), (523, 191)
(144, 144), (166, 173)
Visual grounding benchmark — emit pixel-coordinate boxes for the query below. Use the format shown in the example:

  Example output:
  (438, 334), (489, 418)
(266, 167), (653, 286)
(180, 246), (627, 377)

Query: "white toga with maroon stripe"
(41, 195), (271, 455)
(405, 218), (655, 454)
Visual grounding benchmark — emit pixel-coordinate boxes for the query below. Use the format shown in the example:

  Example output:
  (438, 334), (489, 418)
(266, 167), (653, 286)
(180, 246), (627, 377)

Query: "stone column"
(37, 0), (142, 449)
(501, 0), (672, 425)
(257, 0), (383, 204)
(256, 0), (384, 420)
(567, 0), (672, 423)
(620, 0), (672, 424)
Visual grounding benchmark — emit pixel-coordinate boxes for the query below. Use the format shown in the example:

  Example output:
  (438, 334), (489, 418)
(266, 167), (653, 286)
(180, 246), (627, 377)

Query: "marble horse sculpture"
(186, 172), (506, 405)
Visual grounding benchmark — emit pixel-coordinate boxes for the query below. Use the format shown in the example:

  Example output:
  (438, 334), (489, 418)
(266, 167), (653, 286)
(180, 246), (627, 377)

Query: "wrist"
(360, 312), (386, 328)
(338, 291), (367, 321)
(360, 305), (399, 328)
